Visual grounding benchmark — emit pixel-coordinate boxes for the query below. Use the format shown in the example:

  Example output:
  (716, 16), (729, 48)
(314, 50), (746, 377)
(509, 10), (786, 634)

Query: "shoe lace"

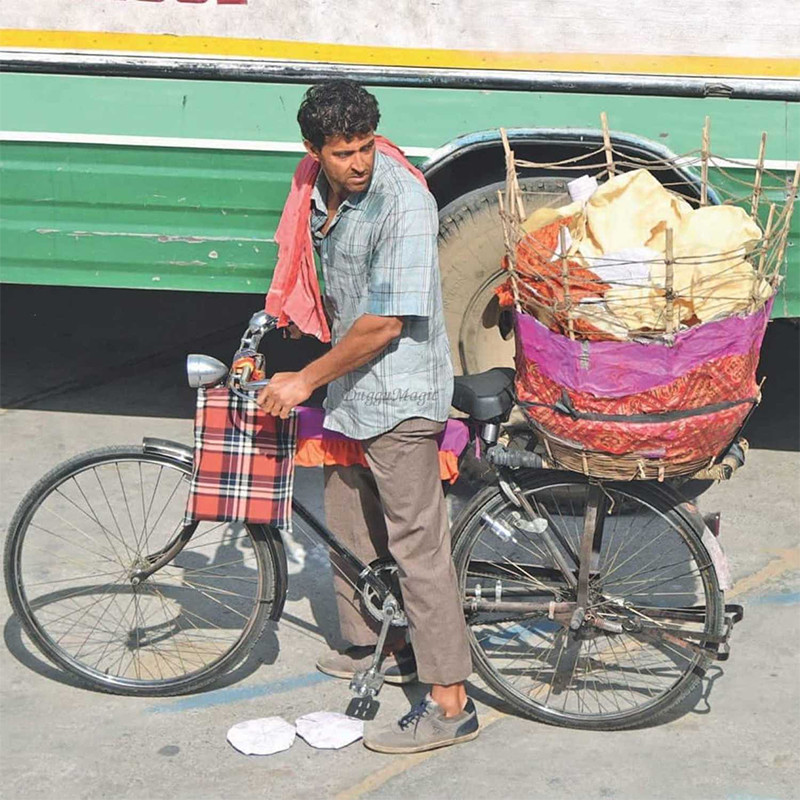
(398, 698), (433, 732)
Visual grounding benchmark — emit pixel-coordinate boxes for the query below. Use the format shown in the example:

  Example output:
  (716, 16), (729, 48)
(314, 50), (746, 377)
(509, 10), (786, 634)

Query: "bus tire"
(438, 177), (570, 375)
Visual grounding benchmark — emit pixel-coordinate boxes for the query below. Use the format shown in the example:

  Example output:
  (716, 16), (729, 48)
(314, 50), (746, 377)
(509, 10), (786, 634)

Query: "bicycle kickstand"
(345, 596), (399, 721)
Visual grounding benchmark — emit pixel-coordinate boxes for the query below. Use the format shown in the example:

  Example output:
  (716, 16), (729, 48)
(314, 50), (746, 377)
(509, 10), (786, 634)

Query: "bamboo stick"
(772, 164), (800, 283)
(498, 189), (521, 310)
(559, 226), (575, 340)
(500, 126), (526, 224)
(757, 203), (775, 278)
(752, 202), (776, 311)
(750, 132), (767, 219)
(665, 227), (676, 335)
(601, 112), (615, 178)
(701, 116), (710, 206)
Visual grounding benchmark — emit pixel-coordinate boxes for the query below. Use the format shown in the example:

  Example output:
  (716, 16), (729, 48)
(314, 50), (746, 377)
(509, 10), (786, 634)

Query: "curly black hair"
(297, 80), (381, 150)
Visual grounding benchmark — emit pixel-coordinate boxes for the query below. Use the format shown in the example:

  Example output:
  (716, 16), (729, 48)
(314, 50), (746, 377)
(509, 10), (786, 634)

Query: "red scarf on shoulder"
(264, 135), (427, 342)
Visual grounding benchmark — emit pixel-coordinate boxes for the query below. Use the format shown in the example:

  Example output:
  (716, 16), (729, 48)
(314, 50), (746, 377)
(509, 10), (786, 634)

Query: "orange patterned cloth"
(515, 347), (758, 462)
(495, 219), (614, 340)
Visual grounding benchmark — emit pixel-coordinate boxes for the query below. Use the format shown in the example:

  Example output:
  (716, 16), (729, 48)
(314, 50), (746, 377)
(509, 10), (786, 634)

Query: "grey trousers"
(323, 417), (473, 686)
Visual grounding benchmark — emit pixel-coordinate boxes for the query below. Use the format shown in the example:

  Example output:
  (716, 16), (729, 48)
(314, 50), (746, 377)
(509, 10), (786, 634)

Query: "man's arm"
(257, 313), (402, 418)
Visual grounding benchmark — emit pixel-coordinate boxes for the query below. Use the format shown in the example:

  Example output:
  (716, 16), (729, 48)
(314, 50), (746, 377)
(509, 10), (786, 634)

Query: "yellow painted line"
(335, 710), (507, 800)
(2, 29), (799, 79)
(727, 547), (800, 599)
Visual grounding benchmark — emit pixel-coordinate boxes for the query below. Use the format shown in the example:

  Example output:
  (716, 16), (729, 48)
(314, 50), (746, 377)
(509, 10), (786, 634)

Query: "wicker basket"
(499, 115), (797, 480)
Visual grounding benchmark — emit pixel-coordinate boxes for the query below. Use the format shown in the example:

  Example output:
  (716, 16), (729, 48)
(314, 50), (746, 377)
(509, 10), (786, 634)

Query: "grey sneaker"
(363, 694), (480, 754)
(316, 645), (417, 685)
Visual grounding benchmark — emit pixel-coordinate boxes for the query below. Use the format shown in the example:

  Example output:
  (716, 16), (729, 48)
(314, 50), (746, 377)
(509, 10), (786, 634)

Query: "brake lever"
(228, 377), (270, 404)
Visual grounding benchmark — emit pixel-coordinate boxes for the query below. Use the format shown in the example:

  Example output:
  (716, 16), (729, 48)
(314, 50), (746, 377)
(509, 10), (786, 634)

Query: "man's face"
(305, 132), (376, 198)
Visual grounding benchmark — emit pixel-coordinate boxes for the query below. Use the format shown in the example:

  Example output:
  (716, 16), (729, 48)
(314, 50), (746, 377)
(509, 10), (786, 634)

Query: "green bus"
(1, 1), (798, 372)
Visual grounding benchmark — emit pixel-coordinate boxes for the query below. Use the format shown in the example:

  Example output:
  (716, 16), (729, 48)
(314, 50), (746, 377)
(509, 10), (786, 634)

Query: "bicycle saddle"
(451, 367), (516, 422)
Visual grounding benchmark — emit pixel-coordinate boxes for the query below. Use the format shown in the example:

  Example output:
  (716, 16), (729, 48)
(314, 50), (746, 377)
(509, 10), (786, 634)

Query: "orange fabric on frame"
(295, 437), (461, 483)
(495, 220), (615, 340)
(516, 218), (609, 304)
(518, 402), (750, 461)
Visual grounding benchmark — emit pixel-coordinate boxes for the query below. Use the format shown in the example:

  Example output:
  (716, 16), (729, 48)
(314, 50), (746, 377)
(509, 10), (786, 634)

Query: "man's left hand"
(257, 372), (313, 418)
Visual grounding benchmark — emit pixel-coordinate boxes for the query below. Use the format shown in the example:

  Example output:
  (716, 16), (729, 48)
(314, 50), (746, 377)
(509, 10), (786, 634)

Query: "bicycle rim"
(454, 473), (723, 729)
(5, 447), (274, 695)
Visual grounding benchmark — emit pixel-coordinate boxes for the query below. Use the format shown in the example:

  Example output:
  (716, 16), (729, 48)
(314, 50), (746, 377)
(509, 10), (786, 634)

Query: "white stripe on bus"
(0, 130), (795, 171)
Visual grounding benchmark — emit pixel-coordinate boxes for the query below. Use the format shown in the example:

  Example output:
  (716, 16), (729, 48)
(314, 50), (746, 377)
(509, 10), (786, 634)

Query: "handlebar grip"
(239, 378), (270, 391)
(487, 445), (543, 469)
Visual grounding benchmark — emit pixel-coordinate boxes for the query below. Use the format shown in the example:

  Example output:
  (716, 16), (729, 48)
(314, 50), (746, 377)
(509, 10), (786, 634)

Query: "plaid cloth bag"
(184, 387), (298, 530)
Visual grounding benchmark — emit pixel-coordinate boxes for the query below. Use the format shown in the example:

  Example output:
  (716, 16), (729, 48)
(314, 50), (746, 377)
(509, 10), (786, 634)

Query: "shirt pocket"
(328, 237), (371, 300)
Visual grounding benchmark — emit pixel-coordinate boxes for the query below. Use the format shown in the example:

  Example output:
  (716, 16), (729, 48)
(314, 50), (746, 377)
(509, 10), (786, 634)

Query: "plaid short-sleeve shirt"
(311, 150), (454, 439)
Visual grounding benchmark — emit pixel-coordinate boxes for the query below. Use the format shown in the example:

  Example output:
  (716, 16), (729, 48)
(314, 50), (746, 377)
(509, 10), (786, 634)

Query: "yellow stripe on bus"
(2, 29), (798, 79)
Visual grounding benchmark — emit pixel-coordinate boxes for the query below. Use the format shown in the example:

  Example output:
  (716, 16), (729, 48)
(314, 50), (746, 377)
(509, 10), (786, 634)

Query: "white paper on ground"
(295, 711), (364, 749)
(226, 717), (296, 756)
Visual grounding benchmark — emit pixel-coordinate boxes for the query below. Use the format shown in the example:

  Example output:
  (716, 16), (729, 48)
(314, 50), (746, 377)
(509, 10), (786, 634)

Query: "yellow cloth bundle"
(521, 168), (766, 334)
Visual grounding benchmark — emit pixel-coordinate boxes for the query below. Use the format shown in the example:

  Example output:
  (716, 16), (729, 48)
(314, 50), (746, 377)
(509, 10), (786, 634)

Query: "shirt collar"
(311, 169), (329, 216)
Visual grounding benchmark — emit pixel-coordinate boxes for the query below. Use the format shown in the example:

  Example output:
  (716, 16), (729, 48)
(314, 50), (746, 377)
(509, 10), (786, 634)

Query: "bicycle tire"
(452, 470), (724, 730)
(4, 445), (283, 696)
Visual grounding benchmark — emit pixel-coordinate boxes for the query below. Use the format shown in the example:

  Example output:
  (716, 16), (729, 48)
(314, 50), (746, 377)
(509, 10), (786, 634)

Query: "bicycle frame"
(180, 310), (742, 661)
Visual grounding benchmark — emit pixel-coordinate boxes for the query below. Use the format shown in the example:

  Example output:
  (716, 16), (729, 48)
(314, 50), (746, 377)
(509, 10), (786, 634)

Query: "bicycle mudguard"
(142, 437), (193, 466)
(641, 480), (733, 591)
(142, 437), (290, 622)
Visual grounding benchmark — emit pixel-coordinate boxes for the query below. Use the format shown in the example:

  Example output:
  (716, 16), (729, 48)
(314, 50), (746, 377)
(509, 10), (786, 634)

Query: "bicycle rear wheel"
(4, 445), (282, 696)
(452, 471), (723, 730)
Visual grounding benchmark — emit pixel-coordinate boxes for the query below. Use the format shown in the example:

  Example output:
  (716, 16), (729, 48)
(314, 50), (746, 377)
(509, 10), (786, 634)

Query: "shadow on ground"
(1, 284), (797, 450)
(0, 285), (329, 418)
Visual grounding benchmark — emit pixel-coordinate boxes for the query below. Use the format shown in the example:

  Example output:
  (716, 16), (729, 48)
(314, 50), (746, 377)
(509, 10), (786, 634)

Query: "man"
(258, 80), (478, 754)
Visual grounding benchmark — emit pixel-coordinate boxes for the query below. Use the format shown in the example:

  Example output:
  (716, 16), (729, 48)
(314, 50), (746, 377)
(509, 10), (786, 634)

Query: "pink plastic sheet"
(295, 406), (470, 456)
(514, 301), (772, 399)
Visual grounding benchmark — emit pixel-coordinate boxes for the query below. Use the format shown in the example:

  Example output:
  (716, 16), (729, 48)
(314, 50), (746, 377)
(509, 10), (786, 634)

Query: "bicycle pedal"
(349, 667), (385, 697)
(345, 694), (380, 721)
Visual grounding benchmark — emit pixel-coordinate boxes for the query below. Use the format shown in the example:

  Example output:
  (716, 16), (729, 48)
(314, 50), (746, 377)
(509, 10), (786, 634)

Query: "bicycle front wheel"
(4, 445), (282, 696)
(452, 471), (724, 730)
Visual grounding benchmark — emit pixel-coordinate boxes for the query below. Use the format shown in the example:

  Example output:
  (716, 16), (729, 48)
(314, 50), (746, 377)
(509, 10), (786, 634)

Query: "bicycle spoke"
(67, 479), (134, 565)
(461, 478), (720, 726)
(115, 464), (142, 553)
(10, 452), (270, 693)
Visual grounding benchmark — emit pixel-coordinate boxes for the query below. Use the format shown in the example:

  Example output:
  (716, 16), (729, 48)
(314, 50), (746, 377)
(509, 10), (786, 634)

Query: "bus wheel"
(438, 177), (570, 375)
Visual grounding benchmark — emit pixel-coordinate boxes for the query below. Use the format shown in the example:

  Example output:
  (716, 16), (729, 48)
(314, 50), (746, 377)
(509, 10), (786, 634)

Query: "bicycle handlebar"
(239, 377), (270, 391)
(239, 310), (280, 353)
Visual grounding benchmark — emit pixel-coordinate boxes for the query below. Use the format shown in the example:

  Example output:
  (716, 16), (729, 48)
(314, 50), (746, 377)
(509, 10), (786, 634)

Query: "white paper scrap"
(589, 248), (660, 287)
(295, 711), (364, 750)
(226, 717), (296, 756)
(549, 227), (573, 261)
(568, 174), (599, 205)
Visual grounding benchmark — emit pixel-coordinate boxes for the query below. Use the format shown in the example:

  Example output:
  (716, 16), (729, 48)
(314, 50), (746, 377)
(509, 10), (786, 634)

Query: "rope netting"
(498, 115), (799, 342)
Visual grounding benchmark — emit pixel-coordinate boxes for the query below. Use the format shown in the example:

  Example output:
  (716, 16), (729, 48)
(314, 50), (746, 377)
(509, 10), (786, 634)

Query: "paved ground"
(1, 286), (799, 800)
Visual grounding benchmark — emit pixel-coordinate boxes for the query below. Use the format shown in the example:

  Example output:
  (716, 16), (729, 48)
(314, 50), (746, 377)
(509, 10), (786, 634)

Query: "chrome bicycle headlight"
(186, 354), (229, 388)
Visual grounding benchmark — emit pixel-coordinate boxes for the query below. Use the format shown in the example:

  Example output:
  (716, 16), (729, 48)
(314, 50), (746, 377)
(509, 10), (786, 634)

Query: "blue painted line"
(749, 591), (800, 606)
(727, 794), (784, 800)
(485, 620), (560, 646)
(148, 671), (334, 713)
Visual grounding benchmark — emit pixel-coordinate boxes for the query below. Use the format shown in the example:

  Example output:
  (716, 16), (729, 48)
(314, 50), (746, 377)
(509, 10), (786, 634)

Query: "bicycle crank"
(345, 595), (401, 721)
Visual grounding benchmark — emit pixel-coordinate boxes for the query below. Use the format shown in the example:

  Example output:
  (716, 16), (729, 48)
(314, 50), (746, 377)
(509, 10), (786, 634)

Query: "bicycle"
(4, 311), (743, 730)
